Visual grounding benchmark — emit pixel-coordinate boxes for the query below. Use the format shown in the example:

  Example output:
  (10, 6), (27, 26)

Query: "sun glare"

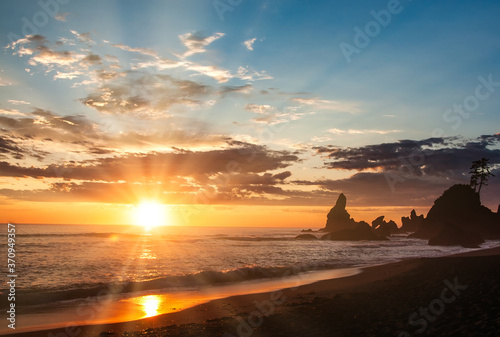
(133, 295), (162, 318)
(134, 201), (166, 231)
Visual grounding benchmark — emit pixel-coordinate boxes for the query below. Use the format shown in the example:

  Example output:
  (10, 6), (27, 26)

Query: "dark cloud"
(0, 109), (98, 153)
(293, 172), (457, 207)
(219, 84), (252, 96)
(0, 142), (300, 182)
(0, 107), (231, 161)
(0, 134), (49, 161)
(314, 135), (500, 177)
(0, 143), (301, 204)
(80, 53), (102, 66)
(0, 136), (25, 159)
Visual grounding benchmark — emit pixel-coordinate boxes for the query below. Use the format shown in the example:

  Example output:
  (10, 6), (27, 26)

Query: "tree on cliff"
(469, 158), (495, 194)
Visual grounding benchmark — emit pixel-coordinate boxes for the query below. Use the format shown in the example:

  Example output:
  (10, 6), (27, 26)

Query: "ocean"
(3, 223), (499, 310)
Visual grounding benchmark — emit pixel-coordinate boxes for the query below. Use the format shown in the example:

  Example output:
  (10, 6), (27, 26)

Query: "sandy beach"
(8, 246), (500, 337)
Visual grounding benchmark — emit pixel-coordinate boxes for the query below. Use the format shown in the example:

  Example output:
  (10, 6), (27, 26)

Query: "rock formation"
(323, 193), (357, 232)
(322, 194), (388, 241)
(410, 184), (500, 246)
(428, 223), (484, 248)
(400, 209), (424, 233)
(371, 216), (399, 237)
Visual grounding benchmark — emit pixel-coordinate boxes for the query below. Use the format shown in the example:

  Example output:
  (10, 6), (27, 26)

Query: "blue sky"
(0, 0), (499, 224)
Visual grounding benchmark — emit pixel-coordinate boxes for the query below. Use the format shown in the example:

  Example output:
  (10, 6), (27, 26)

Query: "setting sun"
(134, 202), (166, 231)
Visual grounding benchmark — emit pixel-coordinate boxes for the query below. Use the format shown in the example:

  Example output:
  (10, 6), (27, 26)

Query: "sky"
(0, 0), (499, 227)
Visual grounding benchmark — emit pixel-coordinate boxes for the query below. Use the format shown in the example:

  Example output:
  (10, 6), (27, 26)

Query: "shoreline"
(6, 245), (500, 337)
(3, 267), (363, 335)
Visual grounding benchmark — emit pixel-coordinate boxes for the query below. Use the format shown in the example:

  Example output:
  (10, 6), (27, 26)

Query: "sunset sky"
(1, 0), (499, 226)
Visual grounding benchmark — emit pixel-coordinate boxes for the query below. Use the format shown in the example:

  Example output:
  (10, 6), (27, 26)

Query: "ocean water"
(2, 224), (499, 307)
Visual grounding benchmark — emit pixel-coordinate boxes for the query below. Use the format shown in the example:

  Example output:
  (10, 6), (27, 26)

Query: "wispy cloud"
(69, 30), (94, 45)
(243, 37), (257, 51)
(291, 97), (361, 113)
(54, 12), (70, 22)
(178, 32), (225, 58)
(328, 128), (401, 135)
(245, 104), (314, 125)
(236, 66), (273, 81)
(111, 43), (159, 58)
(0, 77), (13, 86)
(7, 100), (30, 105)
(0, 108), (24, 116)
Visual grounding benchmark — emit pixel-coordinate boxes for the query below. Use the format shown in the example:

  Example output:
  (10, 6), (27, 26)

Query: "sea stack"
(321, 193), (388, 241)
(324, 193), (356, 232)
(400, 209), (424, 233)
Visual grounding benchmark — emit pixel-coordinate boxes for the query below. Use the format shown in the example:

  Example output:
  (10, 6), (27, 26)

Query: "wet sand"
(8, 246), (500, 337)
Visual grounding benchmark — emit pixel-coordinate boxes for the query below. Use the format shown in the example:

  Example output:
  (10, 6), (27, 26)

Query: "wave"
(3, 262), (350, 307)
(14, 232), (144, 238)
(216, 236), (290, 242)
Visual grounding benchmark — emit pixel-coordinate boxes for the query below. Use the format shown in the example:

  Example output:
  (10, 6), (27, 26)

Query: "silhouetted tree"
(469, 158), (495, 194)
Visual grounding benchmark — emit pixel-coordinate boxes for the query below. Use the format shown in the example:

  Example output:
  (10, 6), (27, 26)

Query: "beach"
(9, 246), (500, 337)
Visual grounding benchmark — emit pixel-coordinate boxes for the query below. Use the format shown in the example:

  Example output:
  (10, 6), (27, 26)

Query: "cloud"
(0, 108), (102, 158)
(0, 135), (48, 161)
(243, 38), (257, 51)
(219, 84), (253, 96)
(135, 58), (186, 71)
(80, 53), (102, 67)
(111, 43), (159, 58)
(7, 100), (30, 105)
(314, 135), (500, 176)
(245, 104), (314, 125)
(0, 142), (301, 201)
(0, 108), (24, 116)
(236, 66), (273, 81)
(54, 12), (70, 21)
(245, 104), (275, 114)
(81, 73), (211, 117)
(29, 47), (82, 67)
(292, 172), (457, 207)
(1, 142), (297, 179)
(53, 70), (84, 80)
(8, 34), (83, 69)
(0, 136), (25, 158)
(179, 32), (225, 58)
(0, 77), (13, 86)
(291, 97), (361, 113)
(185, 64), (233, 83)
(328, 128), (401, 135)
(0, 106), (233, 165)
(69, 30), (94, 45)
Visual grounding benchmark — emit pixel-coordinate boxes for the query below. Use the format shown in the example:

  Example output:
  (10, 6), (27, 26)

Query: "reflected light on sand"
(138, 295), (161, 317)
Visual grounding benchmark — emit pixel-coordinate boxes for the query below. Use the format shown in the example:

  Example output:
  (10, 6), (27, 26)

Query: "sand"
(8, 246), (500, 337)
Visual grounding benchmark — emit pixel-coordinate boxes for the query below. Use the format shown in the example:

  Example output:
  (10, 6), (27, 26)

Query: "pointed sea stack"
(321, 193), (388, 241)
(324, 193), (356, 232)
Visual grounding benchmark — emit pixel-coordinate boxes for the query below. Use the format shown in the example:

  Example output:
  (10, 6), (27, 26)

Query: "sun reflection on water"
(137, 295), (161, 317)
